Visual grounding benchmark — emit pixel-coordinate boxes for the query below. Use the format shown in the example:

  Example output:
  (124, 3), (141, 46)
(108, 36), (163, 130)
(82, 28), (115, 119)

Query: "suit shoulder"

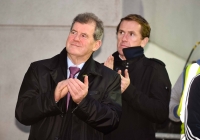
(30, 54), (59, 69)
(95, 61), (119, 76)
(148, 58), (166, 66)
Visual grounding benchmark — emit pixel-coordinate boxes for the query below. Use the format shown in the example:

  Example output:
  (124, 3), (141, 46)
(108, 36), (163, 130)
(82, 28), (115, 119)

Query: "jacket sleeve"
(15, 63), (61, 125)
(72, 72), (122, 134)
(169, 72), (182, 122)
(123, 64), (171, 123)
(185, 75), (200, 139)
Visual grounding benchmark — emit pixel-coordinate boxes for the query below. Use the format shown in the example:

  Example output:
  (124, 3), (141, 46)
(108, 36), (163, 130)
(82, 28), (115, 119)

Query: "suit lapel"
(49, 48), (68, 85)
(48, 50), (103, 88)
(77, 56), (102, 87)
(50, 66), (66, 85)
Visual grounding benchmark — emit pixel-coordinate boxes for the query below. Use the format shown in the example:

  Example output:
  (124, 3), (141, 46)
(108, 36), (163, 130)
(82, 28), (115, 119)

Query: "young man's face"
(117, 20), (148, 59)
(66, 22), (101, 60)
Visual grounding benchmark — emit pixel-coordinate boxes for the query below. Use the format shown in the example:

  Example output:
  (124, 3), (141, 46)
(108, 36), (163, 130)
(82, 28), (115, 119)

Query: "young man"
(104, 14), (171, 140)
(15, 13), (122, 140)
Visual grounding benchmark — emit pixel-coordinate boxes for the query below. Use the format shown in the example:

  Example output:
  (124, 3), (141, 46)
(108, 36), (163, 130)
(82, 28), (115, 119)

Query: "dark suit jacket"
(15, 48), (122, 140)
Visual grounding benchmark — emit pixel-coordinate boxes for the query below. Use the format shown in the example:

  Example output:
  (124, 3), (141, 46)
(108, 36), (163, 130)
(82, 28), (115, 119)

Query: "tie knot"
(69, 66), (80, 78)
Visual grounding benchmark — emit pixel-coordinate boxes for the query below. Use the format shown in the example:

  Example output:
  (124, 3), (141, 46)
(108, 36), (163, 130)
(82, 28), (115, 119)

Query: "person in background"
(184, 74), (200, 139)
(15, 12), (122, 140)
(169, 59), (200, 140)
(104, 14), (171, 140)
(169, 73), (184, 123)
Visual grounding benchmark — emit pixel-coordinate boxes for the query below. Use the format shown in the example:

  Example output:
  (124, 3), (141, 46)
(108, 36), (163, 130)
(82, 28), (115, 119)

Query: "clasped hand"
(54, 76), (88, 104)
(104, 55), (130, 93)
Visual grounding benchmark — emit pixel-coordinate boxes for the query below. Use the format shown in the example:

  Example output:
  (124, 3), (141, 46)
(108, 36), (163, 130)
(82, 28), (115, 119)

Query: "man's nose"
(73, 34), (80, 41)
(122, 33), (128, 41)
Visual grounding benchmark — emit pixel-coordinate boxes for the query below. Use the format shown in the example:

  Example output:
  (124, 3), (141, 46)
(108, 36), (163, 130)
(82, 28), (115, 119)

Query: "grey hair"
(71, 13), (104, 41)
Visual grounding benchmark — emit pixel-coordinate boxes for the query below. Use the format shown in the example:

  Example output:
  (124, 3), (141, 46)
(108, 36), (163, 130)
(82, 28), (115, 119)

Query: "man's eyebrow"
(128, 31), (135, 34)
(118, 29), (124, 32)
(71, 29), (77, 32)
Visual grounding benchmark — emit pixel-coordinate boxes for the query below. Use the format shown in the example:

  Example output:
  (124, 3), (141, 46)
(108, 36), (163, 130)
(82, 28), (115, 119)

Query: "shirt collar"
(67, 57), (85, 69)
(67, 57), (85, 78)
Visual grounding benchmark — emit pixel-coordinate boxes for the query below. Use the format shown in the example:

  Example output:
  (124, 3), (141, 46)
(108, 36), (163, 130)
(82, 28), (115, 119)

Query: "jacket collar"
(77, 53), (102, 82)
(113, 47), (144, 62)
(49, 48), (68, 85)
(123, 46), (144, 60)
(46, 48), (102, 84)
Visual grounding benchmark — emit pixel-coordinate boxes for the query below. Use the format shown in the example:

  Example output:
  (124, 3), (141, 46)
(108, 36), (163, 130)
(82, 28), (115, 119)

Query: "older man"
(15, 13), (121, 140)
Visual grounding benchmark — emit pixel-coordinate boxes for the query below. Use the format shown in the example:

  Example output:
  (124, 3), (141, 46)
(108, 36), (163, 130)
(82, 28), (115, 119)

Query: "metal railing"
(156, 133), (180, 140)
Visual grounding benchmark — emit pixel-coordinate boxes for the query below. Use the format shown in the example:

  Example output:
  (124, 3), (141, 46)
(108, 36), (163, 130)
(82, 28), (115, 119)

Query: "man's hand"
(118, 69), (130, 93)
(54, 80), (69, 102)
(66, 76), (89, 104)
(104, 55), (114, 70)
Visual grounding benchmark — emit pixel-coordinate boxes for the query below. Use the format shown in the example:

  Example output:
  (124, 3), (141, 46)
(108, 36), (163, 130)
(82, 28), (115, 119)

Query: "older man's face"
(66, 22), (101, 61)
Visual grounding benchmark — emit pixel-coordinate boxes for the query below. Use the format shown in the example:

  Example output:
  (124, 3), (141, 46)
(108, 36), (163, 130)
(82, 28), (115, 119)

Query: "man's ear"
(93, 40), (102, 51)
(141, 37), (149, 48)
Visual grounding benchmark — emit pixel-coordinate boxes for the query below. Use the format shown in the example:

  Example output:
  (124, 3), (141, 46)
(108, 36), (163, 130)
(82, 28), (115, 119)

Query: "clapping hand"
(104, 55), (114, 70)
(118, 69), (130, 93)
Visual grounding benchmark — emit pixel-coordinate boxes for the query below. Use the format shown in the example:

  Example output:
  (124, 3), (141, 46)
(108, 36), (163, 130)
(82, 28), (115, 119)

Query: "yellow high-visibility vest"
(177, 63), (200, 134)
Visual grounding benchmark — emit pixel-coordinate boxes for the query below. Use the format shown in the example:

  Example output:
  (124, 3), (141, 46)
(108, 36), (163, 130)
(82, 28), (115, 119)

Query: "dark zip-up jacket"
(109, 49), (171, 140)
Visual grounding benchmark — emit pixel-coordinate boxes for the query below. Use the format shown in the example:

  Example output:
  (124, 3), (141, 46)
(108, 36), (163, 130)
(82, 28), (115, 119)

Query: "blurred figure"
(169, 60), (200, 140)
(104, 14), (171, 140)
(184, 74), (200, 139)
(15, 12), (122, 140)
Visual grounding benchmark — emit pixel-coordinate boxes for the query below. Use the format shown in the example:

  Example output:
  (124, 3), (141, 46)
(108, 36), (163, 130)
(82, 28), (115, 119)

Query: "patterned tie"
(66, 66), (80, 110)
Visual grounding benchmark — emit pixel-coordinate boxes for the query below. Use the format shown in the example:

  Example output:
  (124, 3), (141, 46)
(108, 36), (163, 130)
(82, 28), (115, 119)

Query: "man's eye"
(81, 34), (87, 38)
(130, 33), (134, 36)
(71, 31), (76, 34)
(118, 31), (124, 35)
